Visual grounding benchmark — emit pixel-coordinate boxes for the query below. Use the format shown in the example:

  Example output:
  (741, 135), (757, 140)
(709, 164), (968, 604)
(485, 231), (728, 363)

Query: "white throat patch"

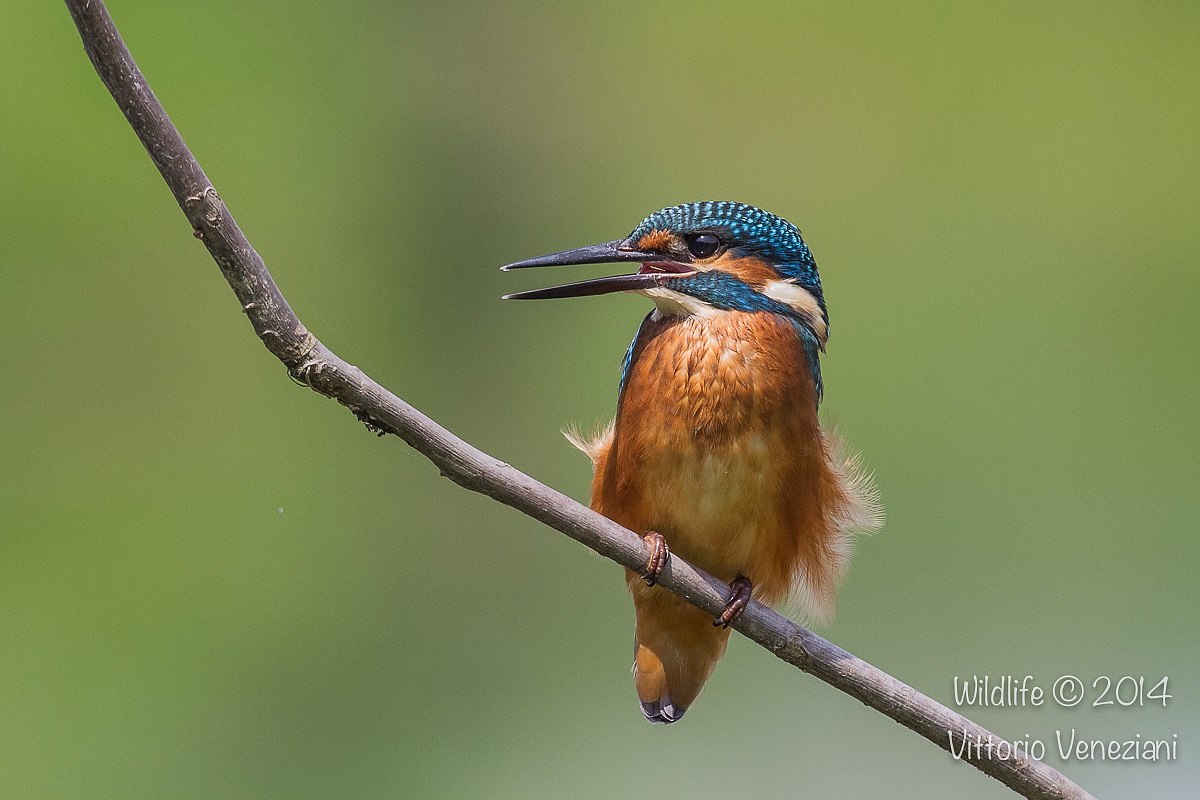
(639, 286), (720, 319)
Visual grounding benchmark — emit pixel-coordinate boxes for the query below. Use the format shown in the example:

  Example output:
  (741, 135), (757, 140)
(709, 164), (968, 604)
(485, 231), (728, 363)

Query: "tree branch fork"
(64, 3), (1095, 799)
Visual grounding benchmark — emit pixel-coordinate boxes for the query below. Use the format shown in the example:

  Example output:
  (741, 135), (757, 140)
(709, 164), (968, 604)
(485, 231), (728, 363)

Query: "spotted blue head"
(627, 201), (824, 312)
(502, 201), (828, 339)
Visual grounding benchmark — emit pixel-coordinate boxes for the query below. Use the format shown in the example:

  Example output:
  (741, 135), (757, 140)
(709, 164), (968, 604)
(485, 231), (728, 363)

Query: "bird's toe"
(641, 530), (670, 587)
(713, 575), (753, 628)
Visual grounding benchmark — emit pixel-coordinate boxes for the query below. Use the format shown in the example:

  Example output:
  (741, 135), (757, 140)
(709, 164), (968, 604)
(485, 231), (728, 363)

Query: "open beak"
(501, 239), (695, 300)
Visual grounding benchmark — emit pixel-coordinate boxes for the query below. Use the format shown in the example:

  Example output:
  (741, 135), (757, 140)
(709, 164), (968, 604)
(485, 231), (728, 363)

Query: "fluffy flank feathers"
(563, 420), (614, 464)
(788, 429), (883, 624)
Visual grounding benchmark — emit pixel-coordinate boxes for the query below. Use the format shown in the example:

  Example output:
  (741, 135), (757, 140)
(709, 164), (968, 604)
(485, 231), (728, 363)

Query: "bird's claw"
(714, 575), (753, 628)
(641, 530), (669, 587)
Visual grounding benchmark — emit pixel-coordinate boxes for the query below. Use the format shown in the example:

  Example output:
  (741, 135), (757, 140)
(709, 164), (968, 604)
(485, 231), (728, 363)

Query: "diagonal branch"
(64, 3), (1094, 799)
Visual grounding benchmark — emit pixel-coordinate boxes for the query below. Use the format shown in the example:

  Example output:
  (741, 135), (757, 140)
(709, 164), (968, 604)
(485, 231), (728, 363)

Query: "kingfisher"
(503, 201), (880, 724)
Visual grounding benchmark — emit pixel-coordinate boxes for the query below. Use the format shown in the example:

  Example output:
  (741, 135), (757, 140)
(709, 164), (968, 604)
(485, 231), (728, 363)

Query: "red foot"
(642, 531), (669, 587)
(713, 575), (753, 628)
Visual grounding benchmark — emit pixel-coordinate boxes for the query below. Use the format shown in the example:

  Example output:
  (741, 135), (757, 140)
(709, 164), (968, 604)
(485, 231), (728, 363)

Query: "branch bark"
(64, 3), (1095, 799)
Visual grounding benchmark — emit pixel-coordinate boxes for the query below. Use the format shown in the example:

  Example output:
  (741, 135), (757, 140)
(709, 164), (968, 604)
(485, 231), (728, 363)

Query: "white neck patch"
(635, 279), (827, 339)
(761, 280), (827, 342)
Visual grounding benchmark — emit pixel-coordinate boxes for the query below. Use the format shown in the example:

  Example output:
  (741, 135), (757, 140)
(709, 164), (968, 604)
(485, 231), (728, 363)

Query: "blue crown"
(628, 201), (823, 300)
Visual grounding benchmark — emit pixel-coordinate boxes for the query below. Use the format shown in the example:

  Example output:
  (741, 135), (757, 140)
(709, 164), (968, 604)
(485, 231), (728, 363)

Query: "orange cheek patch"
(713, 254), (778, 286)
(637, 229), (674, 251)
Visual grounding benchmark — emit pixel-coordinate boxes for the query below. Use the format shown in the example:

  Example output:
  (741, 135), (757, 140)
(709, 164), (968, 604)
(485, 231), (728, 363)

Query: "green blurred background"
(2, 2), (1196, 798)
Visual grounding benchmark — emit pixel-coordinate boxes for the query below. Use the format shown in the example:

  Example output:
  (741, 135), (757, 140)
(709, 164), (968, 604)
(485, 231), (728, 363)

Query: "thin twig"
(64, 3), (1095, 799)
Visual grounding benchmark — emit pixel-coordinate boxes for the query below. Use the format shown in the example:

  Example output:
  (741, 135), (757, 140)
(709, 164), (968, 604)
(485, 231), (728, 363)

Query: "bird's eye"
(684, 233), (721, 259)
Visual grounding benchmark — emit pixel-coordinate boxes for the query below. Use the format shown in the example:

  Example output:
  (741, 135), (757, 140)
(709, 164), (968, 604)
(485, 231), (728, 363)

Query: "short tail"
(630, 578), (732, 724)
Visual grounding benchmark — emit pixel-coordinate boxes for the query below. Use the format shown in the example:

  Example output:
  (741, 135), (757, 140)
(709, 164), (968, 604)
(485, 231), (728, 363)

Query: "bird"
(502, 201), (880, 724)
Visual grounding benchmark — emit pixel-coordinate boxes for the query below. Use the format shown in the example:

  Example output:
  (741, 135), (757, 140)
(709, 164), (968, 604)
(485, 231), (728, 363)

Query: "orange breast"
(590, 310), (847, 608)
